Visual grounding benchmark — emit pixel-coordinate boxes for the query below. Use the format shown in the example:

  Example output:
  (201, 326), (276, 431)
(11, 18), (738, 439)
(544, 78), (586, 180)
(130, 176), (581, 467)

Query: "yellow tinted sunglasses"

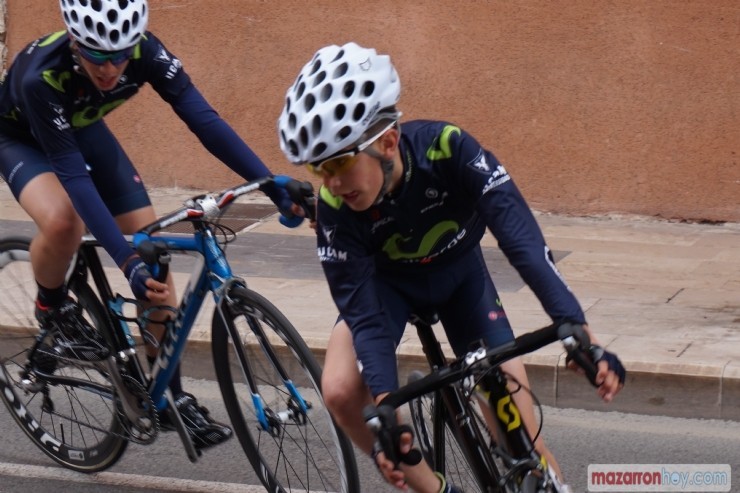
(305, 120), (397, 178)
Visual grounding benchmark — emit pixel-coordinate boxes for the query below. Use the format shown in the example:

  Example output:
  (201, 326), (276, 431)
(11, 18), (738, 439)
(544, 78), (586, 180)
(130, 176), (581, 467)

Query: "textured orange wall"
(5, 1), (739, 222)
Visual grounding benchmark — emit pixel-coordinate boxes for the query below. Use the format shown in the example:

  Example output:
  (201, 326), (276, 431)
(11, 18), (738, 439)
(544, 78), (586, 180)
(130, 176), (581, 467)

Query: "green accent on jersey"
(382, 220), (459, 260)
(39, 31), (67, 47)
(71, 99), (126, 128)
(319, 185), (344, 210)
(42, 69), (71, 93)
(426, 125), (461, 161)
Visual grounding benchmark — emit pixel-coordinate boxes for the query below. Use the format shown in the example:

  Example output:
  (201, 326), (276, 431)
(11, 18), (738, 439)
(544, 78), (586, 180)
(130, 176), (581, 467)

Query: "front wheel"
(0, 236), (128, 472)
(211, 286), (359, 493)
(407, 370), (492, 492)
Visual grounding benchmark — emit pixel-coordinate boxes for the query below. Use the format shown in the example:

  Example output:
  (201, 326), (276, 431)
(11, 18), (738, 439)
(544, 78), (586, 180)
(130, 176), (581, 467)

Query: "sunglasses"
(76, 44), (133, 66)
(306, 120), (397, 178)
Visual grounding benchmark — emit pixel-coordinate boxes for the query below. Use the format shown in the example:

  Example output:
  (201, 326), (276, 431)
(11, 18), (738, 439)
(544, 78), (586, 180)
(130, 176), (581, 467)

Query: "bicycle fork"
(476, 369), (555, 491)
(216, 286), (311, 436)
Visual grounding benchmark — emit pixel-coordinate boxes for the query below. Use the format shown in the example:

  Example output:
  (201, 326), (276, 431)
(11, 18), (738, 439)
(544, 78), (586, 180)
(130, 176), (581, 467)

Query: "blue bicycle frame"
(73, 175), (311, 456)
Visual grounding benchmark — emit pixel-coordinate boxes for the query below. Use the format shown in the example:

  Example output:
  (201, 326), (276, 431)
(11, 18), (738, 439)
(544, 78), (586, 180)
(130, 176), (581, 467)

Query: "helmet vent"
(309, 59), (322, 76)
(343, 80), (355, 98)
(362, 81), (375, 97)
(337, 126), (352, 141)
(287, 139), (298, 157)
(107, 9), (118, 23)
(334, 104), (346, 121)
(333, 62), (348, 79)
(352, 103), (365, 122)
(304, 93), (316, 112)
(312, 70), (326, 87)
(296, 81), (306, 100)
(288, 112), (296, 130)
(313, 142), (327, 158)
(90, 0), (102, 12)
(312, 115), (322, 135)
(320, 84), (333, 102)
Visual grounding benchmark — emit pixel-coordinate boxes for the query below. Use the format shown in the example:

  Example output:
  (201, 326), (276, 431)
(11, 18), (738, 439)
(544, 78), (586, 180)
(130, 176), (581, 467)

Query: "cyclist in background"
(0, 0), (294, 450)
(278, 42), (626, 492)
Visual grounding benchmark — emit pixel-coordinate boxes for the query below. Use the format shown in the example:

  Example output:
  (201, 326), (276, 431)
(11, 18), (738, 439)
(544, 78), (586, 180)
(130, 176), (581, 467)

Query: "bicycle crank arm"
(106, 355), (150, 424)
(163, 389), (201, 462)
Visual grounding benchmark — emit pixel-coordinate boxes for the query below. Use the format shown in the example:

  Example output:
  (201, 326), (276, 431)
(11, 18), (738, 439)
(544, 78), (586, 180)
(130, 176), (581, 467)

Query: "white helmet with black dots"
(60, 0), (148, 51)
(278, 42), (401, 165)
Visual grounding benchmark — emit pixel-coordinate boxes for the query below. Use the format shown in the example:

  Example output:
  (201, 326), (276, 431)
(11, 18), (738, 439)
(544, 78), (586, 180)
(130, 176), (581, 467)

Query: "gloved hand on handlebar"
(589, 345), (626, 385)
(122, 255), (170, 303)
(260, 179), (306, 228)
(567, 339), (626, 403)
(364, 404), (422, 489)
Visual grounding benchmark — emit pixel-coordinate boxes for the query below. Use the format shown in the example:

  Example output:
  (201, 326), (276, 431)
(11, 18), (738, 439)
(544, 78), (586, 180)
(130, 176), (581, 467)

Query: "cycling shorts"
(0, 120), (150, 216)
(344, 246), (515, 395)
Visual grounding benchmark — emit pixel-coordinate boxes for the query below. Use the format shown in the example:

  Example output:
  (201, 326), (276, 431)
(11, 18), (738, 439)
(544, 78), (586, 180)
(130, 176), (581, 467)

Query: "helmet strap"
(364, 147), (395, 205)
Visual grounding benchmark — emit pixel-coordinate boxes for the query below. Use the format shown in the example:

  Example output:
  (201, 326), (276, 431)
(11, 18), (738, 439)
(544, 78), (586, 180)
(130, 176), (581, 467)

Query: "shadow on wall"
(2, 1), (738, 223)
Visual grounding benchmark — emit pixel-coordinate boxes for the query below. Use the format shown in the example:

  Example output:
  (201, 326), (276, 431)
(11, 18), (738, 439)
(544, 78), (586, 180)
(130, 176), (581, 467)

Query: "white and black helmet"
(278, 42), (401, 164)
(60, 0), (148, 51)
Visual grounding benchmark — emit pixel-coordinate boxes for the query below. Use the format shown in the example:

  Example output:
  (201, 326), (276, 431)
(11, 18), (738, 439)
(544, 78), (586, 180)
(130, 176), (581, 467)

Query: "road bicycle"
(364, 312), (599, 493)
(0, 175), (359, 493)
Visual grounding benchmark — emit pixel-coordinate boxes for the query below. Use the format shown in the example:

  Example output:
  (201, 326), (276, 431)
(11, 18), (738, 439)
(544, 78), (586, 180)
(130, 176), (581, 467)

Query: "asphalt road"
(0, 366), (736, 492)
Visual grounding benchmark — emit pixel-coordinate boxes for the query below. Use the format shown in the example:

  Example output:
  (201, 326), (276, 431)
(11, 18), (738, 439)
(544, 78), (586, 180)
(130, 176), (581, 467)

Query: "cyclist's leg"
(0, 136), (84, 291)
(20, 173), (85, 287)
(323, 320), (445, 493)
(82, 121), (231, 446)
(321, 319), (376, 451)
(322, 276), (450, 493)
(439, 247), (565, 481)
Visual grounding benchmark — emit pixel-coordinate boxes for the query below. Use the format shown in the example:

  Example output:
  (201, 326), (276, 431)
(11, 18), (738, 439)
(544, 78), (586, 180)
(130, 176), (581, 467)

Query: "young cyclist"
(277, 42), (626, 492)
(0, 0), (295, 450)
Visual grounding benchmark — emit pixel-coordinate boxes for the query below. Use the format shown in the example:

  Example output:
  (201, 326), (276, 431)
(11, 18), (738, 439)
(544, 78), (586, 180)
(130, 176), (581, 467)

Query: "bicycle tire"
(0, 236), (128, 472)
(211, 285), (360, 493)
(407, 370), (498, 492)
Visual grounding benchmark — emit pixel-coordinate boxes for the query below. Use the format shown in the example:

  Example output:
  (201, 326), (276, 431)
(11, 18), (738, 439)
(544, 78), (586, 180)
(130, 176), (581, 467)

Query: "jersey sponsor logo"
(155, 47), (171, 63)
(318, 246), (348, 262)
(544, 245), (572, 290)
(154, 46), (182, 79)
(382, 220), (464, 262)
(71, 99), (126, 127)
(42, 69), (71, 93)
(321, 226), (336, 245)
(481, 164), (511, 194)
(49, 102), (70, 131)
(420, 190), (448, 214)
(467, 150), (491, 173)
(426, 125), (461, 160)
(370, 215), (394, 234)
(165, 58), (183, 80)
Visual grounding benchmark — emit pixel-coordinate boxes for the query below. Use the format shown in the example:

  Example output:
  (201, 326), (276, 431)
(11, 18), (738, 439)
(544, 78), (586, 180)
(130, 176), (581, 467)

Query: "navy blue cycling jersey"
(0, 31), (286, 267)
(316, 120), (586, 392)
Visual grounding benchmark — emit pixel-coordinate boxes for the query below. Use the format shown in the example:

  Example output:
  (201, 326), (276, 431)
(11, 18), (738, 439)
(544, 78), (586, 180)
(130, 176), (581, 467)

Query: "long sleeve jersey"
(316, 120), (585, 385)
(0, 31), (286, 267)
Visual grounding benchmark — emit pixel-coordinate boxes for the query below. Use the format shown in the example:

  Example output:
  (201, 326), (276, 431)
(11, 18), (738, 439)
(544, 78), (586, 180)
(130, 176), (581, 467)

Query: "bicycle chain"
(115, 373), (159, 445)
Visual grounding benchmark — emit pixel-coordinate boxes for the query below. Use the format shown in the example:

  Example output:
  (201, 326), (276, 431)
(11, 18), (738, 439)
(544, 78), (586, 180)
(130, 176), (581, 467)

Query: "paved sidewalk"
(1, 184), (739, 421)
